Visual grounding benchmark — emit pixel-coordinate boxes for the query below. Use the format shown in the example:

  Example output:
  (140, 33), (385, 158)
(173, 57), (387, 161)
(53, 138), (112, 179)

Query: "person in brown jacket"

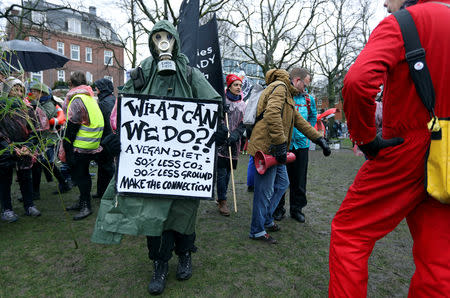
(247, 69), (331, 244)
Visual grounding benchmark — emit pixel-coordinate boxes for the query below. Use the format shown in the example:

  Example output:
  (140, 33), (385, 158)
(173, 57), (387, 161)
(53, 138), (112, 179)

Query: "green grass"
(0, 148), (414, 297)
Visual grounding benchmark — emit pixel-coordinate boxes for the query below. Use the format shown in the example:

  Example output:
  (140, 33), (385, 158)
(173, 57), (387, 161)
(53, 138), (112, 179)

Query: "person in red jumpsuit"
(329, 1), (450, 297)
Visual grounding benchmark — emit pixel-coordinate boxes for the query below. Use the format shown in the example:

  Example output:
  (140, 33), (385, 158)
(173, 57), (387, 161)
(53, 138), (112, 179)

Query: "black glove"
(101, 133), (121, 157)
(315, 137), (331, 157)
(272, 142), (287, 164)
(63, 121), (80, 167)
(358, 134), (404, 159)
(227, 129), (240, 145)
(223, 104), (230, 114)
(214, 122), (228, 146)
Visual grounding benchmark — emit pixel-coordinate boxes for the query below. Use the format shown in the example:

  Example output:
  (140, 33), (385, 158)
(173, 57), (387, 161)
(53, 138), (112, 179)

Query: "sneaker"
(250, 233), (277, 244)
(264, 223), (281, 232)
(25, 206), (41, 217)
(1, 210), (19, 223)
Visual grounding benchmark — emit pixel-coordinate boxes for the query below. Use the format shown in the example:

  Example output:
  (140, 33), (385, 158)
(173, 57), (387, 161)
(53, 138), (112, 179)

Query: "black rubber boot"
(148, 260), (168, 295)
(66, 201), (81, 211)
(73, 201), (92, 220)
(176, 251), (192, 281)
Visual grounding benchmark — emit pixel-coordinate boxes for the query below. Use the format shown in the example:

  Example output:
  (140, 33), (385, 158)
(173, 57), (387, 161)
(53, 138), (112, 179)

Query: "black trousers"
(0, 166), (33, 211)
(32, 145), (66, 195)
(71, 152), (96, 207)
(95, 150), (115, 198)
(275, 147), (309, 214)
(146, 231), (196, 262)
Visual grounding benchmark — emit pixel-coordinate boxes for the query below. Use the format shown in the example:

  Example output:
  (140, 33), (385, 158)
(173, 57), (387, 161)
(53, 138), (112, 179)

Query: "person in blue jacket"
(273, 68), (316, 223)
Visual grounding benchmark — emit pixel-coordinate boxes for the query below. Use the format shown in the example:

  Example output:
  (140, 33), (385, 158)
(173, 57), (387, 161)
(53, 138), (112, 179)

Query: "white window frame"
(31, 11), (46, 24)
(86, 72), (93, 84)
(70, 44), (80, 61)
(57, 42), (64, 55)
(104, 75), (113, 83)
(57, 70), (65, 82)
(99, 26), (111, 40)
(104, 50), (113, 66)
(85, 47), (92, 63)
(28, 36), (42, 44)
(31, 71), (43, 83)
(68, 18), (81, 34)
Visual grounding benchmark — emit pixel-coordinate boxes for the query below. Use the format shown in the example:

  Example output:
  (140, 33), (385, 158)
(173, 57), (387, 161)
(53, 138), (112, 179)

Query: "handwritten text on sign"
(117, 95), (219, 199)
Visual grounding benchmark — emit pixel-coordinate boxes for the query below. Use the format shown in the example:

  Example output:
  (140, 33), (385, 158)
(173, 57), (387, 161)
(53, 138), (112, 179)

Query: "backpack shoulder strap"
(393, 9), (435, 113)
(255, 82), (287, 124)
(304, 93), (312, 116)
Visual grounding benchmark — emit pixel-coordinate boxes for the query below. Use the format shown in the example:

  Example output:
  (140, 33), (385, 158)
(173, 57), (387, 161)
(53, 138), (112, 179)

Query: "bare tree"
(310, 0), (375, 109)
(133, 0), (230, 30)
(220, 0), (324, 77)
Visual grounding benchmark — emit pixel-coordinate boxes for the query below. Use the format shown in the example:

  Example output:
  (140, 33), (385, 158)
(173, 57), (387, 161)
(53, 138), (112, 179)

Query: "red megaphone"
(254, 150), (296, 175)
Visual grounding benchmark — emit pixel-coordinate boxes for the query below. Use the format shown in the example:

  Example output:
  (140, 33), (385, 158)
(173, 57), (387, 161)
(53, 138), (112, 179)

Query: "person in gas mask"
(92, 20), (224, 296)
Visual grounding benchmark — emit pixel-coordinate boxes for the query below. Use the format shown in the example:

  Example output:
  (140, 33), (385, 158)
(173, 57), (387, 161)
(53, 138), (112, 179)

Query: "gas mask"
(152, 30), (176, 75)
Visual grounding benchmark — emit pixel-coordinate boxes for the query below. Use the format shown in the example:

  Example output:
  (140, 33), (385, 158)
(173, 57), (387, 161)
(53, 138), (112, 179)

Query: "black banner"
(196, 14), (224, 99)
(177, 0), (199, 67)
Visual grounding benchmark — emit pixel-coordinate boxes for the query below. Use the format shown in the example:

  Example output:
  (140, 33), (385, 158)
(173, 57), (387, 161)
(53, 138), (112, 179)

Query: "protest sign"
(116, 94), (220, 200)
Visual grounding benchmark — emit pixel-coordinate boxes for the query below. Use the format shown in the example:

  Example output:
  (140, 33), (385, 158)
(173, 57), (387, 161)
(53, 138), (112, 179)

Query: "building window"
(31, 11), (46, 24)
(28, 36), (42, 43)
(57, 70), (65, 82)
(57, 42), (64, 55)
(85, 47), (92, 63)
(31, 71), (43, 83)
(68, 18), (81, 34)
(317, 99), (323, 106)
(104, 75), (113, 83)
(86, 72), (93, 84)
(104, 50), (113, 66)
(99, 26), (111, 40)
(70, 44), (80, 61)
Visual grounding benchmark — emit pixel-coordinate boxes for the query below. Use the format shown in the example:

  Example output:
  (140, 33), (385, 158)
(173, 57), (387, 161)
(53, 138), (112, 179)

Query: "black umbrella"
(0, 39), (69, 72)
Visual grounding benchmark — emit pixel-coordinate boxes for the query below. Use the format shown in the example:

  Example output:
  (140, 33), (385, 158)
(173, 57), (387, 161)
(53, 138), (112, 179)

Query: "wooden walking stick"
(224, 113), (238, 212)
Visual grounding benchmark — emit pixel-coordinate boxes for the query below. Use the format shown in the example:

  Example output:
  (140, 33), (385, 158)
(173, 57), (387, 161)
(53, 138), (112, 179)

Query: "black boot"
(66, 201), (81, 211)
(291, 209), (305, 223)
(148, 260), (168, 295)
(176, 252), (192, 281)
(73, 201), (92, 220)
(273, 207), (286, 221)
(60, 179), (73, 193)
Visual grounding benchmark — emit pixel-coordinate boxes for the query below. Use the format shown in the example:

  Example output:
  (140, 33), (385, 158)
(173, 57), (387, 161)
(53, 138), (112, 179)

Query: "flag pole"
(224, 113), (237, 212)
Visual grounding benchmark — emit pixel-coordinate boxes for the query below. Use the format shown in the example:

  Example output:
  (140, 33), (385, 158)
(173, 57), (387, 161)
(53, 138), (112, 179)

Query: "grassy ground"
(0, 146), (414, 297)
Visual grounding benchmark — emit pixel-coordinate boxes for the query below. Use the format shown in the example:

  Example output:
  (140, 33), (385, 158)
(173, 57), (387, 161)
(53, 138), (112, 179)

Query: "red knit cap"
(226, 74), (242, 88)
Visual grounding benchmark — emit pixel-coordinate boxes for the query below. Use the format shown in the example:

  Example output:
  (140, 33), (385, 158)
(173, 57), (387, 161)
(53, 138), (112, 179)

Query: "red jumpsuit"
(329, 1), (450, 297)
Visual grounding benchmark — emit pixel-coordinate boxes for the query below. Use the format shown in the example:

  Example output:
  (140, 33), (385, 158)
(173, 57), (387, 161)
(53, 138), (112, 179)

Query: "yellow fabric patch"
(427, 119), (450, 204)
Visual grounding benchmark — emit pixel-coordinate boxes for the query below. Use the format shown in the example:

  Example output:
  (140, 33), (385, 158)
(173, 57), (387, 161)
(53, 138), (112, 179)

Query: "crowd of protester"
(0, 65), (116, 222)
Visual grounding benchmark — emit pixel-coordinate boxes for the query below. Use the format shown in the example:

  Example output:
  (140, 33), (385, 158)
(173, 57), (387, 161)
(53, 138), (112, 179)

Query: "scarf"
(226, 89), (241, 102)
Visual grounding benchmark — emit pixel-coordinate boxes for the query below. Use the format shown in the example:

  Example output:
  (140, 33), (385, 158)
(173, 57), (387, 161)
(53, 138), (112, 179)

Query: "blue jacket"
(290, 90), (317, 149)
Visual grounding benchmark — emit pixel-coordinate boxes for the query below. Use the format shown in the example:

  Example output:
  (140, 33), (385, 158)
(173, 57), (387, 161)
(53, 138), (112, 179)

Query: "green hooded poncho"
(92, 20), (221, 244)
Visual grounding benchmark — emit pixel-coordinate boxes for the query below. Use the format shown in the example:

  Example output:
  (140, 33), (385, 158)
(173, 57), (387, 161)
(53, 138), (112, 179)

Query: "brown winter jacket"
(247, 69), (321, 156)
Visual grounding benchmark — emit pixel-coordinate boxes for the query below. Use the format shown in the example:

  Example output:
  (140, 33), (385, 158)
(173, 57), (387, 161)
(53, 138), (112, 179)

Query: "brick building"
(6, 1), (124, 89)
(315, 96), (343, 120)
